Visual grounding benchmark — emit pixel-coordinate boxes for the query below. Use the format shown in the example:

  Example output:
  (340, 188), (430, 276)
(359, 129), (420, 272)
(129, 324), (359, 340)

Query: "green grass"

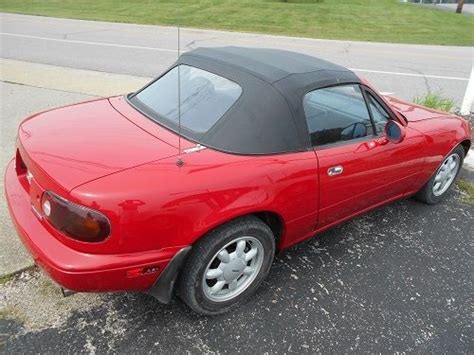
(0, 0), (472, 45)
(457, 179), (474, 205)
(0, 273), (14, 285)
(414, 92), (456, 112)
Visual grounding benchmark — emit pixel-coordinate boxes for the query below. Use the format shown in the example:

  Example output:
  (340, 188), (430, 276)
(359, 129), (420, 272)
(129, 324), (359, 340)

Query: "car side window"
(303, 84), (374, 147)
(366, 93), (390, 134)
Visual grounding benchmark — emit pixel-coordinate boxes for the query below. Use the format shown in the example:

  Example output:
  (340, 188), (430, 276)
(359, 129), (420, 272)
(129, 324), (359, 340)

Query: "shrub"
(413, 92), (455, 112)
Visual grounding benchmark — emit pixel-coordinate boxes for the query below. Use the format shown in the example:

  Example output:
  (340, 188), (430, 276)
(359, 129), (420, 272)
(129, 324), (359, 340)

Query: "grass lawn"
(0, 0), (472, 46)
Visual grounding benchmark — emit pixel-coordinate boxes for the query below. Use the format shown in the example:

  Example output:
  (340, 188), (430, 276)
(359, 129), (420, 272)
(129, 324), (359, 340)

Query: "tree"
(456, 0), (465, 14)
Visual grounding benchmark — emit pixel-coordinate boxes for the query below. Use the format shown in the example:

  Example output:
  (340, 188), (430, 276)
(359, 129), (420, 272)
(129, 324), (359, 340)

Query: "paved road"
(1, 179), (472, 353)
(1, 13), (473, 106)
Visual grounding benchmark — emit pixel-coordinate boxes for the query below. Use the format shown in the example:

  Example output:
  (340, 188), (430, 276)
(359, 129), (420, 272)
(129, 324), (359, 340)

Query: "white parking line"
(0, 32), (470, 82)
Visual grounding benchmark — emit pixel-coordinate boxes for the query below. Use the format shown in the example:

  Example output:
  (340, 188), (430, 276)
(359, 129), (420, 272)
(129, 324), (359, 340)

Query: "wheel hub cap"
(223, 258), (246, 281)
(202, 236), (265, 302)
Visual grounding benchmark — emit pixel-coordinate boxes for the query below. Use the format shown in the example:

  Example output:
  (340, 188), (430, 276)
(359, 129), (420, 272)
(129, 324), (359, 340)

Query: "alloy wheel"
(432, 153), (460, 196)
(202, 236), (264, 302)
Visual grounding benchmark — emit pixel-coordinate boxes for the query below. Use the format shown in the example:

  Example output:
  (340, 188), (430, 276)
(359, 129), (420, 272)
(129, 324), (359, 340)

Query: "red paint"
(4, 88), (471, 294)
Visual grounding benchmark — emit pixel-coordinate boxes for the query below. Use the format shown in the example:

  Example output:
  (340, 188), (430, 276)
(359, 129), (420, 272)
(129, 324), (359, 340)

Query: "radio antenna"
(176, 2), (184, 167)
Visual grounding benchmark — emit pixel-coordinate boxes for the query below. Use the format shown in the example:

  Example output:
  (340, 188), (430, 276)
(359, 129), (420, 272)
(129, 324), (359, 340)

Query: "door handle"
(328, 165), (343, 176)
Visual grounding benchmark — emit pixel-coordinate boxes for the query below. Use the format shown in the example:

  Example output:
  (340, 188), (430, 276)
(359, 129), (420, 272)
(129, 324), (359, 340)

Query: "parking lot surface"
(1, 186), (472, 353)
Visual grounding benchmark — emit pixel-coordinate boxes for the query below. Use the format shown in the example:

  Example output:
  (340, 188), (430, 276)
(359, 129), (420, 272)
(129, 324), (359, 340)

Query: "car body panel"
(70, 148), (319, 254)
(384, 95), (471, 176)
(314, 126), (427, 228)
(385, 95), (455, 122)
(4, 159), (182, 292)
(109, 96), (196, 151)
(18, 98), (178, 192)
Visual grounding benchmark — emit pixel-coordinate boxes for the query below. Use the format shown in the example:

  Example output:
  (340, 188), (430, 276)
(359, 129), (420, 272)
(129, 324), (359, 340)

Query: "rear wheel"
(178, 216), (275, 315)
(416, 146), (464, 204)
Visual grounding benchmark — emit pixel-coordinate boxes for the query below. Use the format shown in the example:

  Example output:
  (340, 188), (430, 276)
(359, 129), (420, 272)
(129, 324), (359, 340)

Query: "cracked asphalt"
(1, 188), (472, 353)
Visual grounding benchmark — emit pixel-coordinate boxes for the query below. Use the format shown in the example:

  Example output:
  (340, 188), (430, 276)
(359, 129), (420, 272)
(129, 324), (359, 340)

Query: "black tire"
(415, 145), (465, 204)
(178, 216), (275, 315)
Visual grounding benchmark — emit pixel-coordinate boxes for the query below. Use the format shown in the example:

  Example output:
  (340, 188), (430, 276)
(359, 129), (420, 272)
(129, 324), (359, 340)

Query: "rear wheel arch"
(253, 211), (284, 250)
(190, 211), (285, 251)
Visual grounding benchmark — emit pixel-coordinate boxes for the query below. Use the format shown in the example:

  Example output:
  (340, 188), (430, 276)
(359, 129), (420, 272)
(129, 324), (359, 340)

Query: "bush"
(413, 92), (455, 112)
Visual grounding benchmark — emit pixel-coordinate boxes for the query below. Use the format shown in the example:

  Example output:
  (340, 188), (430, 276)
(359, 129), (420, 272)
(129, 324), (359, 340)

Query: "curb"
(0, 59), (151, 97)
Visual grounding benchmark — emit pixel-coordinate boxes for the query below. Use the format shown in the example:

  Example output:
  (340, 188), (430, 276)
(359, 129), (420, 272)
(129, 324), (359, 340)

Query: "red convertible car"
(5, 47), (471, 315)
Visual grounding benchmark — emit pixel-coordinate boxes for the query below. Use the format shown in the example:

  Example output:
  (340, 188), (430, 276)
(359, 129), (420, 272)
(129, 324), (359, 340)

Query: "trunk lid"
(18, 98), (178, 192)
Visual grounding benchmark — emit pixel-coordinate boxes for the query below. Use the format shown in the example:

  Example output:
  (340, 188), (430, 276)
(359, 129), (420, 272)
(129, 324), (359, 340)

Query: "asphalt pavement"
(1, 188), (472, 353)
(1, 12), (472, 106)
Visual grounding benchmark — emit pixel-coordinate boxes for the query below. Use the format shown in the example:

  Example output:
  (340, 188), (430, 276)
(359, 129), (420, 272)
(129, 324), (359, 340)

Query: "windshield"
(130, 65), (242, 137)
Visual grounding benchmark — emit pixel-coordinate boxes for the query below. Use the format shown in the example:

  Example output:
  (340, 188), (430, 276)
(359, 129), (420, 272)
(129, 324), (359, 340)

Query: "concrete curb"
(0, 59), (151, 97)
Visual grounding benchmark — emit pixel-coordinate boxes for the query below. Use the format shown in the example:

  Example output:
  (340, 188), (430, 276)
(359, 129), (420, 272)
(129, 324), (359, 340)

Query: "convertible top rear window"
(131, 65), (242, 135)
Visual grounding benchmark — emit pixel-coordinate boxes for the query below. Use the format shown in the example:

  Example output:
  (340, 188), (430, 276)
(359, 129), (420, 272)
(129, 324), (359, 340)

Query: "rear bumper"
(4, 159), (185, 293)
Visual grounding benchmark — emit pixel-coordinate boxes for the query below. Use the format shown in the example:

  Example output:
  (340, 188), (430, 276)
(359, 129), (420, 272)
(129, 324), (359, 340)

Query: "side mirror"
(384, 120), (406, 144)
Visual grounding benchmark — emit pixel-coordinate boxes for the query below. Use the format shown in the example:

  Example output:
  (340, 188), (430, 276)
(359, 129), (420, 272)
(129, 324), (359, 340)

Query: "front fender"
(409, 115), (471, 182)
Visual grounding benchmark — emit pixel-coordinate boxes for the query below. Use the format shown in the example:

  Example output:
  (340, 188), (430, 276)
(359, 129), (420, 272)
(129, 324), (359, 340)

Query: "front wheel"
(416, 145), (464, 204)
(178, 216), (275, 315)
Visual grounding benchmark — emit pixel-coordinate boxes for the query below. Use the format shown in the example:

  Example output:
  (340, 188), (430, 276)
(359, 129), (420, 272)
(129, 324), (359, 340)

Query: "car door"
(303, 84), (426, 229)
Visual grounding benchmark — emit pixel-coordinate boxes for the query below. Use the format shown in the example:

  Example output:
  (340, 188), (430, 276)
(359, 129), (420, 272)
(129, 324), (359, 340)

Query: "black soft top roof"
(182, 46), (352, 84)
(134, 47), (362, 155)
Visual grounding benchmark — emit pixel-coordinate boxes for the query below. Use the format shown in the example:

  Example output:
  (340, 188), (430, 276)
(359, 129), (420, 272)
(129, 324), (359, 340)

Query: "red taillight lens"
(41, 191), (111, 243)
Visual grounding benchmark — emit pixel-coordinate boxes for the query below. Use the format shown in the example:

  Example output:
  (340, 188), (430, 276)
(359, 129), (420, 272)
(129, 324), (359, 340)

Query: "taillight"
(41, 191), (111, 243)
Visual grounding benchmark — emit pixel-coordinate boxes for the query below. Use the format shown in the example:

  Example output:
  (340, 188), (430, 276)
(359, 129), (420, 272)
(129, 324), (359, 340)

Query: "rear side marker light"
(41, 191), (111, 243)
(126, 266), (160, 278)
